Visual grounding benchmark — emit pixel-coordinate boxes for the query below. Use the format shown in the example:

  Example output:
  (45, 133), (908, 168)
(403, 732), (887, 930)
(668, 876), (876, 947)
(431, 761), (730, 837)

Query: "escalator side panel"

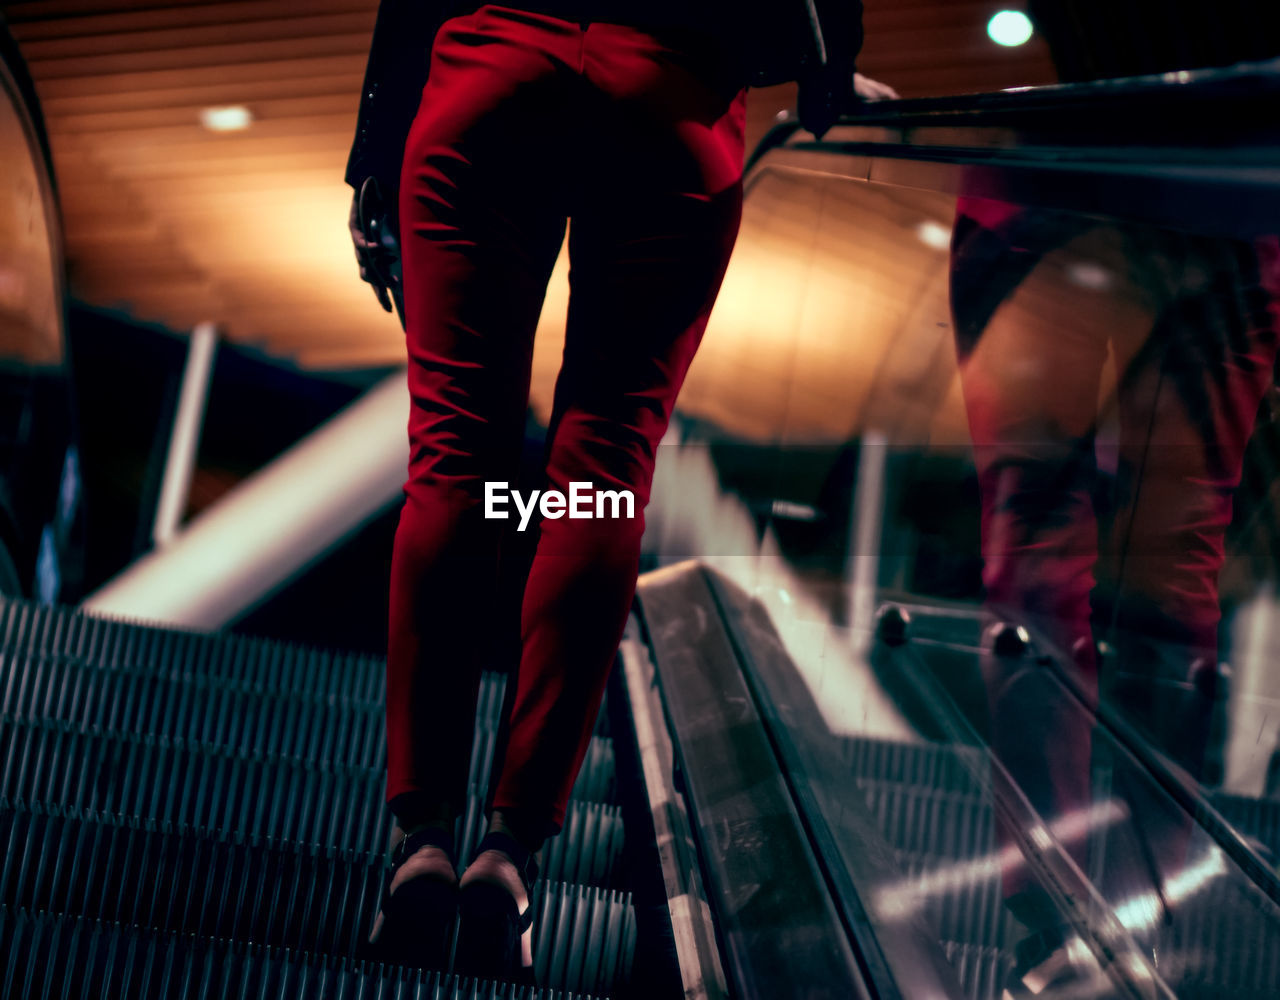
(634, 562), (873, 1000)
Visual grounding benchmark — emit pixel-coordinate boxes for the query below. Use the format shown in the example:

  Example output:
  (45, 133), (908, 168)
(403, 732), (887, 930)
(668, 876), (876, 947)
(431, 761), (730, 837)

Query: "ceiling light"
(200, 106), (253, 132)
(916, 220), (952, 250)
(987, 10), (1034, 47)
(1067, 261), (1114, 291)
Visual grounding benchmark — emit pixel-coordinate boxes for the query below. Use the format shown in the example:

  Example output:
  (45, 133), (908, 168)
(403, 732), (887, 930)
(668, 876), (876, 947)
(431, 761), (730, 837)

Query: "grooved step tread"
(0, 905), (608, 1000)
(0, 601), (609, 739)
(0, 717), (621, 881)
(0, 802), (635, 995)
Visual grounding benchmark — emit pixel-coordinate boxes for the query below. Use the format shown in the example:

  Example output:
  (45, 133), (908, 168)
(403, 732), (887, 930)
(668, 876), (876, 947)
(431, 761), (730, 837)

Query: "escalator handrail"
(858, 598), (1178, 1000)
(889, 594), (1280, 918)
(744, 57), (1280, 240)
(1013, 615), (1280, 916)
(779, 56), (1280, 142)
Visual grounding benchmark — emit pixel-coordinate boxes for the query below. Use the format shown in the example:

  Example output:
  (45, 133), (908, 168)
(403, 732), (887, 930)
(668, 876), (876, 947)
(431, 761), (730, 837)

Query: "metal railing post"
(152, 321), (218, 547)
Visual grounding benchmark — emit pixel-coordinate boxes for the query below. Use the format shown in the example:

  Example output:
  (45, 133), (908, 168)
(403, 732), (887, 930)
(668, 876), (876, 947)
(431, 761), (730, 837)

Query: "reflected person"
(952, 196), (1280, 1000)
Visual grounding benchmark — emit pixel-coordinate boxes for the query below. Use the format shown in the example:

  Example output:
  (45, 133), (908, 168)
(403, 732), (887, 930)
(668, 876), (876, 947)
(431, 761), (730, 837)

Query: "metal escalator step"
(941, 940), (1004, 1000)
(0, 906), (607, 1000)
(533, 881), (635, 996)
(2, 657), (374, 758)
(537, 801), (626, 891)
(887, 850), (1006, 949)
(0, 600), (610, 740)
(0, 600), (385, 702)
(0, 803), (635, 996)
(0, 802), (382, 957)
(0, 691), (613, 801)
(0, 723), (623, 885)
(1, 643), (609, 766)
(858, 780), (995, 860)
(1143, 879), (1280, 995)
(839, 736), (986, 796)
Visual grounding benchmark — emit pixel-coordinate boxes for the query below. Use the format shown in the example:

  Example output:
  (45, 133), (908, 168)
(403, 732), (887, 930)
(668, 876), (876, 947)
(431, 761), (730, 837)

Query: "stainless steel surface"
(617, 614), (727, 1000)
(636, 560), (875, 1000)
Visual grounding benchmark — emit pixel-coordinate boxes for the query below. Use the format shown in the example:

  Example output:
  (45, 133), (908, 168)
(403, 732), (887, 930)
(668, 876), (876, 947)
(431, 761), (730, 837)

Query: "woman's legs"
(484, 19), (748, 849)
(462, 18), (746, 969)
(384, 4), (746, 964)
(382, 7), (576, 898)
(949, 204), (1112, 915)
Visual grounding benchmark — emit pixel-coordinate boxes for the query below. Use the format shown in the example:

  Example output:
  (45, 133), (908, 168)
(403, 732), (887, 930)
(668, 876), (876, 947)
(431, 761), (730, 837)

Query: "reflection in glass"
(656, 159), (1280, 996)
(950, 196), (1280, 993)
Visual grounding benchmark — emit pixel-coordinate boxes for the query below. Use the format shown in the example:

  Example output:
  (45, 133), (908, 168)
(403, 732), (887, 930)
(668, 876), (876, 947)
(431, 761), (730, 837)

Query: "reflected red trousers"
(952, 201), (1280, 903)
(385, 5), (746, 839)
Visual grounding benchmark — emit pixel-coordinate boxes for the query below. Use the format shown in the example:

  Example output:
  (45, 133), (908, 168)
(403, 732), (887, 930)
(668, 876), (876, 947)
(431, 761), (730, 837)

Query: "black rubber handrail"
(885, 594), (1280, 918)
(807, 57), (1280, 136)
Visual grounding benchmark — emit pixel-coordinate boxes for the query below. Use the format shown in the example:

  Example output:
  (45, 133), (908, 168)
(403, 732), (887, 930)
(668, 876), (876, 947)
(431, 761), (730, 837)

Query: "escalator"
(0, 598), (634, 998)
(3, 562), (1280, 997)
(632, 563), (1280, 999)
(4, 50), (1280, 1000)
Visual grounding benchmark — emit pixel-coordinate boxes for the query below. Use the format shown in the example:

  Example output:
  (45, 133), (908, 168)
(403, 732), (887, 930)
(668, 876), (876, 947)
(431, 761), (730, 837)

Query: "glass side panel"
(647, 160), (1280, 997)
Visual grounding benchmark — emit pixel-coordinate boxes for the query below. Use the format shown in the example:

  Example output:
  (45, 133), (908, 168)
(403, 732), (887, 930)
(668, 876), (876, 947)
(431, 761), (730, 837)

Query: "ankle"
(487, 809), (545, 860)
(389, 792), (457, 836)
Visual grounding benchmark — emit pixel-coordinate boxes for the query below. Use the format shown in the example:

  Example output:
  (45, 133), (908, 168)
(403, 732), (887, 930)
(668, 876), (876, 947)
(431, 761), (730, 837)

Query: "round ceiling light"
(987, 10), (1034, 47)
(200, 106), (253, 132)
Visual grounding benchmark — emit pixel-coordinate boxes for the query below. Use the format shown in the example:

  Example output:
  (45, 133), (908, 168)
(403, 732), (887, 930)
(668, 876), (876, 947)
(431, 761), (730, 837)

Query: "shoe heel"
(382, 877), (457, 970)
(454, 882), (524, 979)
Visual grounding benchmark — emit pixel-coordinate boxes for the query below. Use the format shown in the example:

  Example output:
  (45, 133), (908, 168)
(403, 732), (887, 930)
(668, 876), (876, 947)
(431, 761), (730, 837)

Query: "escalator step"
(839, 736), (986, 796)
(0, 601), (384, 702)
(935, 882), (1280, 999)
(0, 719), (620, 862)
(0, 803), (634, 996)
(0, 687), (615, 803)
(887, 850), (1006, 949)
(844, 732), (1280, 870)
(1144, 878), (1280, 995)
(941, 940), (1004, 1000)
(0, 601), (609, 741)
(858, 779), (995, 860)
(1, 653), (608, 764)
(0, 602), (633, 994)
(0, 906), (606, 1000)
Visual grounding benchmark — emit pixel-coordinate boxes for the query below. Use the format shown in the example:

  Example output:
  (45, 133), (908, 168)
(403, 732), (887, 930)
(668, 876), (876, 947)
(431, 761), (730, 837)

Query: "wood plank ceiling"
(1, 1), (1056, 370)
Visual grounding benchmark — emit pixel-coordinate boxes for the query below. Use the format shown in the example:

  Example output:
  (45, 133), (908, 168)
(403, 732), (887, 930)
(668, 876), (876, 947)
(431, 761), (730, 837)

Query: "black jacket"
(344, 0), (864, 192)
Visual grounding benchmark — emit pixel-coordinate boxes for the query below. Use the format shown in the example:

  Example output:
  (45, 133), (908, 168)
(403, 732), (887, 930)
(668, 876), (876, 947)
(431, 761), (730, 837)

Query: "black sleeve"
(813, 0), (864, 78)
(344, 0), (457, 191)
(795, 0), (865, 138)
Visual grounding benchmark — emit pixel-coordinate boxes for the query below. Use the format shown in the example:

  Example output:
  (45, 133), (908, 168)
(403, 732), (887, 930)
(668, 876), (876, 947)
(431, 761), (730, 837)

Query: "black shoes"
(454, 830), (541, 985)
(368, 824), (459, 970)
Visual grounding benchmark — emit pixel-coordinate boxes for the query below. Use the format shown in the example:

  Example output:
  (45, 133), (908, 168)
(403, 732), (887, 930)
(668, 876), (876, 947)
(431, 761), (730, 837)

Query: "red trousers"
(951, 199), (1280, 904)
(385, 5), (747, 838)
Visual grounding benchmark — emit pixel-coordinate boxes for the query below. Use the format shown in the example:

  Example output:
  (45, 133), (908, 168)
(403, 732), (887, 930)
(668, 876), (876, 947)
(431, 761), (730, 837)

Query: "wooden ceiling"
(1, 1), (1056, 371)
